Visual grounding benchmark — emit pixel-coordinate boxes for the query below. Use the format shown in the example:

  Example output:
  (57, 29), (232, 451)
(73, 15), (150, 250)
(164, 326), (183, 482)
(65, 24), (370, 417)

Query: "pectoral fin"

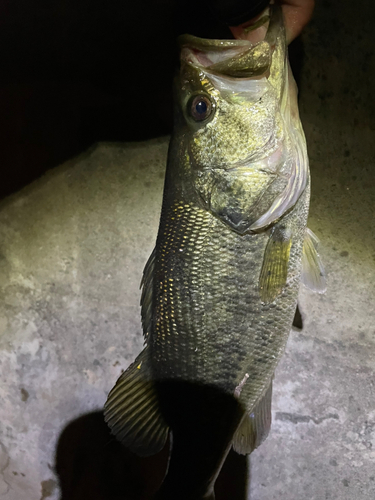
(104, 347), (169, 456)
(232, 381), (273, 455)
(301, 228), (326, 293)
(259, 226), (292, 303)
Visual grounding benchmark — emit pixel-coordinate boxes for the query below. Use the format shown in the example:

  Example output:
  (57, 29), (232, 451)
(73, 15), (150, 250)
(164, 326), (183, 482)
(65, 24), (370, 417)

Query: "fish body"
(105, 5), (324, 499)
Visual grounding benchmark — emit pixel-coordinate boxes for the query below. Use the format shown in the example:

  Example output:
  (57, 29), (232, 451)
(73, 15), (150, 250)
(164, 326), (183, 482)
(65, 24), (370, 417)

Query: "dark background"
(0, 0), (304, 200)
(0, 0), (233, 199)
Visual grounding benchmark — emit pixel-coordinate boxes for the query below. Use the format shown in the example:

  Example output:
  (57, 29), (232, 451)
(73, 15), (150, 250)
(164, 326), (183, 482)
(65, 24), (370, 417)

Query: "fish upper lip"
(181, 44), (251, 71)
(178, 4), (281, 77)
(180, 43), (271, 80)
(178, 34), (252, 51)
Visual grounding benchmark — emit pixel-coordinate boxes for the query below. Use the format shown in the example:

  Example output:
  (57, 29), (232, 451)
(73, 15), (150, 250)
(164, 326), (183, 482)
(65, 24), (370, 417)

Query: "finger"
(229, 10), (269, 44)
(281, 0), (315, 43)
(229, 0), (314, 45)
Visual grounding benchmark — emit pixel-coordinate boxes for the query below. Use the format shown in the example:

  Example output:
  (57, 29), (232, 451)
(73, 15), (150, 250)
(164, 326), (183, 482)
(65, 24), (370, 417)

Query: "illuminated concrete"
(0, 140), (167, 499)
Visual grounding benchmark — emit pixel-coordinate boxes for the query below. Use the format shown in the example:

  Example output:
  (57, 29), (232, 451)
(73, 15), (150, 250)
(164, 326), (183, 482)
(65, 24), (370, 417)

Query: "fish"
(104, 5), (326, 499)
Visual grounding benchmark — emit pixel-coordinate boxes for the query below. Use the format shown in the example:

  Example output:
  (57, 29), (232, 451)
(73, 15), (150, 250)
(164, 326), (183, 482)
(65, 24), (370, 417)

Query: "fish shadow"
(55, 411), (249, 500)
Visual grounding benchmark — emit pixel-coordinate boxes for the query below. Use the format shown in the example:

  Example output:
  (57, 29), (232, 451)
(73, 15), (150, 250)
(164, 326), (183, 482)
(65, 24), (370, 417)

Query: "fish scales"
(152, 183), (309, 409)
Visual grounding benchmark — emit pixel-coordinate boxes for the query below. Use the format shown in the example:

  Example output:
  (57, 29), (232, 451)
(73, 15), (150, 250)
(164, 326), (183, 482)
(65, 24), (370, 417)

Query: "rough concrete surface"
(0, 0), (374, 499)
(0, 140), (168, 499)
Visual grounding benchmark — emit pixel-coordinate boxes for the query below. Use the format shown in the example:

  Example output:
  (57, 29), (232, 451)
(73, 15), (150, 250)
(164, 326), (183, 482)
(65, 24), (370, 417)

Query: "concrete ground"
(0, 0), (374, 499)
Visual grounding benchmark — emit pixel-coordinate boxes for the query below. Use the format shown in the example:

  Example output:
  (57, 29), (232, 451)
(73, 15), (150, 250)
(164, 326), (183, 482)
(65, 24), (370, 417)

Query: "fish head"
(174, 5), (308, 233)
(178, 42), (278, 170)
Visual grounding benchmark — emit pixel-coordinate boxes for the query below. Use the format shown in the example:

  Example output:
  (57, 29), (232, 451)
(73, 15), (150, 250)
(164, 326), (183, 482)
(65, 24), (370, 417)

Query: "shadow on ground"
(55, 411), (249, 500)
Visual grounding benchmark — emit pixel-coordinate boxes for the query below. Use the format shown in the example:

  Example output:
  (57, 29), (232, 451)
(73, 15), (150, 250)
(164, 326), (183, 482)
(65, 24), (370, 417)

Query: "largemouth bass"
(104, 5), (325, 499)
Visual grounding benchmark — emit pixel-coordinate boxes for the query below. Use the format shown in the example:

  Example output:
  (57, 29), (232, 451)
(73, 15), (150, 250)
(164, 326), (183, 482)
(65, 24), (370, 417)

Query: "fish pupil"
(196, 100), (207, 115)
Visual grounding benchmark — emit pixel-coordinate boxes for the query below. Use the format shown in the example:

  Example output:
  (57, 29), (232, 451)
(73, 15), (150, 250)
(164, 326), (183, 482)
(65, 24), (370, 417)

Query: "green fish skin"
(105, 5), (314, 499)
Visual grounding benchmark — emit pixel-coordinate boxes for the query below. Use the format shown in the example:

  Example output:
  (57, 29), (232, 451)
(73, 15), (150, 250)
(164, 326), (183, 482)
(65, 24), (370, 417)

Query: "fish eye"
(188, 95), (213, 122)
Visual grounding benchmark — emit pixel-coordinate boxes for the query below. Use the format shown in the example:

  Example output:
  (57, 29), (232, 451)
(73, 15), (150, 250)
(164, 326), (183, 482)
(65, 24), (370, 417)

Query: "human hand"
(280, 0), (314, 43)
(229, 0), (314, 44)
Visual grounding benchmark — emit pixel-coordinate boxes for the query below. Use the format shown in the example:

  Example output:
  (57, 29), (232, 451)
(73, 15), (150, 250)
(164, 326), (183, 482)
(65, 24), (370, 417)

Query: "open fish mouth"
(179, 37), (271, 78)
(178, 5), (281, 79)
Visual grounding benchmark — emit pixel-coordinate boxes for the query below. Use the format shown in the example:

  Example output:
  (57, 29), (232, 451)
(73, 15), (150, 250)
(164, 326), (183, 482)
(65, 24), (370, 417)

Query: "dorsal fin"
(104, 347), (169, 456)
(140, 248), (156, 341)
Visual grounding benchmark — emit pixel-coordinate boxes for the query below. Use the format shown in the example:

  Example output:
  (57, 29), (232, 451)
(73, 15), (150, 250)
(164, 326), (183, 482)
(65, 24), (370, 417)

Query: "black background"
(0, 0), (235, 199)
(0, 0), (304, 200)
